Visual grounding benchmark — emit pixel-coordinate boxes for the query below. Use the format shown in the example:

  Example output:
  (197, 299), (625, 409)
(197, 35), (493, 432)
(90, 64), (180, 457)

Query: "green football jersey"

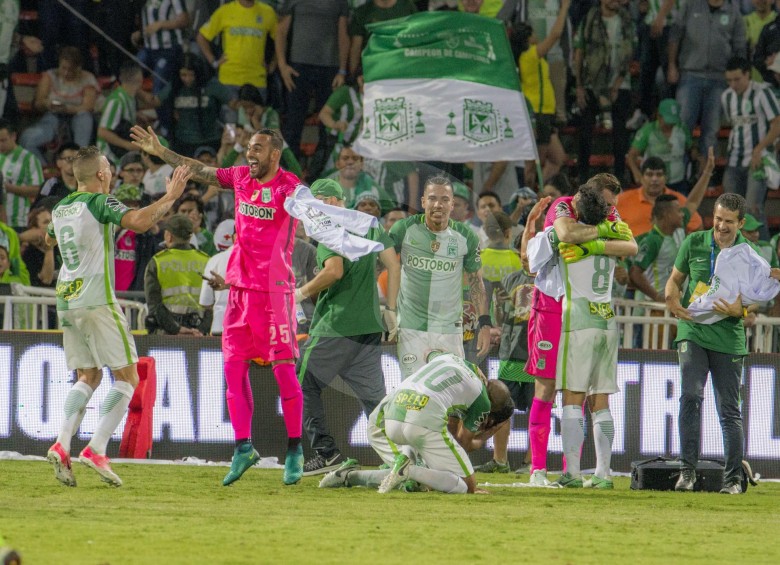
(310, 226), (393, 337)
(390, 215), (482, 334)
(382, 353), (490, 433)
(560, 254), (617, 331)
(48, 192), (130, 311)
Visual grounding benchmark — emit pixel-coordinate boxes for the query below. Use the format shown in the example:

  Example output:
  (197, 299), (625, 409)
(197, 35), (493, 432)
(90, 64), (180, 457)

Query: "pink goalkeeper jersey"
(535, 196), (621, 313)
(216, 166), (302, 293)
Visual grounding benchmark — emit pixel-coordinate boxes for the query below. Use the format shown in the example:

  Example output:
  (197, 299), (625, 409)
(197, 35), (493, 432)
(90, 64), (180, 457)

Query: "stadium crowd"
(0, 0), (778, 493)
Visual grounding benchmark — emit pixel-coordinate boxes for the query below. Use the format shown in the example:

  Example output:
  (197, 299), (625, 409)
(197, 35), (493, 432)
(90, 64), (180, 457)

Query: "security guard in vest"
(144, 214), (211, 335)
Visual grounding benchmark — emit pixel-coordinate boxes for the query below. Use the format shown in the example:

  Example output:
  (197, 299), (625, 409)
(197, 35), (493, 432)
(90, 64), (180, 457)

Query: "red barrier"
(119, 357), (157, 458)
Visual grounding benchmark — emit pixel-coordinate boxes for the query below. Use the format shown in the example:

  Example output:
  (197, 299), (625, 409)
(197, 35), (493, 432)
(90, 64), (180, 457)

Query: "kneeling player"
(319, 351), (514, 494)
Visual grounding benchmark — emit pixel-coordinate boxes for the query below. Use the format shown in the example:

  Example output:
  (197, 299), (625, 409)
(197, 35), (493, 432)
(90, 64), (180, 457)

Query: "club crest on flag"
(463, 99), (498, 143)
(431, 240), (440, 252)
(262, 188), (272, 203)
(374, 97), (410, 143)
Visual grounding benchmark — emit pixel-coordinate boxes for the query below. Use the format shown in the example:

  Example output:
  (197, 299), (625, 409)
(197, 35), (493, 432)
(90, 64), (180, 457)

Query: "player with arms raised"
(131, 125), (306, 486)
(46, 146), (191, 487)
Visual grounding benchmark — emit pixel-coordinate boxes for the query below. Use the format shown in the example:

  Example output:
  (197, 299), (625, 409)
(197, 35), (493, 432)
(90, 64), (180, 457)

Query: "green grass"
(1, 460), (779, 564)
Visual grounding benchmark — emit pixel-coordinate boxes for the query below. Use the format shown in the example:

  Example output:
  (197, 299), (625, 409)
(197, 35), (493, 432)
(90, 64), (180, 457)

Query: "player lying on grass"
(319, 351), (514, 494)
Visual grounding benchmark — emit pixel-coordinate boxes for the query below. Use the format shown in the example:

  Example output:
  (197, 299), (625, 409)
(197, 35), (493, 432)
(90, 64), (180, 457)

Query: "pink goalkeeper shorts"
(524, 304), (561, 380)
(222, 287), (299, 363)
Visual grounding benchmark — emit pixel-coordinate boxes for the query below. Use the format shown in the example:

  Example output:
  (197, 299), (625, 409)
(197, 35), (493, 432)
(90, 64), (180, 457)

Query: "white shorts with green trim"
(556, 328), (619, 394)
(58, 305), (139, 371)
(368, 403), (473, 477)
(397, 328), (465, 378)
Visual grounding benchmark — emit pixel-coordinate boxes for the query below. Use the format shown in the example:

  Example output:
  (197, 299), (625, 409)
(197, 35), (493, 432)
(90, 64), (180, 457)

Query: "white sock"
(561, 405), (584, 478)
(89, 381), (134, 455)
(56, 381), (94, 453)
(347, 470), (390, 488)
(407, 466), (468, 494)
(592, 408), (614, 478)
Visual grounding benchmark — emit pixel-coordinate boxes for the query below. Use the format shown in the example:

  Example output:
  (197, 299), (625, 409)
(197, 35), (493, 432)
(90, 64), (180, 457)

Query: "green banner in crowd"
(353, 12), (537, 163)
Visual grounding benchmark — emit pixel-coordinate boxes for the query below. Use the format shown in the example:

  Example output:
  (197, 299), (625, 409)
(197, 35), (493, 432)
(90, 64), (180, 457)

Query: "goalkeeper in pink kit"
(132, 126), (305, 485)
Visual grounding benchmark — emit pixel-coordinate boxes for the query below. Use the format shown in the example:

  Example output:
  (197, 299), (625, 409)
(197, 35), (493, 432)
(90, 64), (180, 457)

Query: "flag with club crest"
(353, 11), (537, 163)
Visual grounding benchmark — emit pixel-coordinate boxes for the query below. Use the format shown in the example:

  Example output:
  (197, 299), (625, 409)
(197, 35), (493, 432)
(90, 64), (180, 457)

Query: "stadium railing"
(613, 298), (778, 353)
(1, 284), (148, 331)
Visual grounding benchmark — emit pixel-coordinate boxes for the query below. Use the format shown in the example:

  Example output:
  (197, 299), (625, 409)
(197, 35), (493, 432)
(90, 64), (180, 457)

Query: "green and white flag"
(353, 12), (537, 163)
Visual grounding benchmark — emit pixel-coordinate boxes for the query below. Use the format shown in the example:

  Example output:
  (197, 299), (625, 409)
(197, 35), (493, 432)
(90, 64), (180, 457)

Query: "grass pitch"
(1, 460), (778, 564)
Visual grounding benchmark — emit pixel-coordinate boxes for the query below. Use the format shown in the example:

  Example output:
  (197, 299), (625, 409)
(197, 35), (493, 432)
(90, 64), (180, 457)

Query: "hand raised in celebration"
(130, 125), (166, 157)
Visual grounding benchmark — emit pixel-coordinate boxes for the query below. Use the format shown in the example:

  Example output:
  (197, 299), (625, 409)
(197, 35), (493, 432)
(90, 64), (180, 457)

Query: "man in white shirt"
(199, 219), (235, 335)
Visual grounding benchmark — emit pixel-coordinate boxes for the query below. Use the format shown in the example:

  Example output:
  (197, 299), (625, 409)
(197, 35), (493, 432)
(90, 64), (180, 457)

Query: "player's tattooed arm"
(467, 270), (489, 316)
(159, 147), (219, 185)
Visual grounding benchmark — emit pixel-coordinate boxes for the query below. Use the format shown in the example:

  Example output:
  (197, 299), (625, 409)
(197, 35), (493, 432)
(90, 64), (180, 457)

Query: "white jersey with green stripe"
(390, 215), (482, 333)
(560, 254), (617, 331)
(48, 192), (130, 311)
(0, 145), (44, 228)
(382, 353), (490, 433)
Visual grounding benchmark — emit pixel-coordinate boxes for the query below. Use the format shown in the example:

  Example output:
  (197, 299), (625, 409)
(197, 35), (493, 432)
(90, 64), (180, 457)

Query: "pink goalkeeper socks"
(273, 362), (302, 439)
(529, 397), (553, 471)
(224, 360), (253, 440)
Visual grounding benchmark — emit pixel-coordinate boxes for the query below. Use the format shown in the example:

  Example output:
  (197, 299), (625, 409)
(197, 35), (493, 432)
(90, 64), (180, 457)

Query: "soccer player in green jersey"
(45, 146), (191, 487)
(319, 351), (514, 494)
(389, 176), (491, 377)
(295, 178), (400, 475)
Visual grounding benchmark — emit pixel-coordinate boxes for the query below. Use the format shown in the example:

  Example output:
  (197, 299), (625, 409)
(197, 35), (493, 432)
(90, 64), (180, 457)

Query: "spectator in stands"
(745, 0), (776, 82)
(97, 63), (156, 165)
(499, 0), (572, 127)
(354, 192), (382, 219)
(141, 143), (175, 199)
(540, 172), (573, 200)
(473, 191), (523, 248)
(156, 53), (235, 158)
(0, 5), (42, 119)
(38, 0), (92, 72)
(382, 207), (407, 232)
(0, 118), (43, 231)
(175, 193), (217, 255)
(19, 47), (97, 163)
(113, 183), (160, 292)
(452, 182), (473, 225)
(200, 218), (236, 336)
(349, 1), (418, 74)
(514, 0), (570, 183)
(573, 0), (635, 185)
(133, 0), (189, 97)
(276, 0), (350, 166)
(144, 213), (210, 335)
(292, 230), (319, 335)
(668, 0), (746, 169)
(197, 0), (278, 100)
(20, 206), (55, 287)
(632, 0), (676, 129)
(629, 150), (715, 304)
(0, 239), (27, 283)
(225, 84), (302, 177)
(480, 211), (522, 315)
(751, 1), (780, 85)
(722, 56), (780, 241)
(323, 145), (394, 214)
(317, 71), (364, 177)
(0, 221), (29, 284)
(741, 213), (780, 267)
(627, 98), (697, 194)
(116, 151), (147, 195)
(617, 155), (707, 237)
(33, 143), (79, 207)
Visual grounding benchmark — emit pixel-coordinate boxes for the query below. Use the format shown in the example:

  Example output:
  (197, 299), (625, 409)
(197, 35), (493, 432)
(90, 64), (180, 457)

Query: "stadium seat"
(119, 356), (157, 459)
